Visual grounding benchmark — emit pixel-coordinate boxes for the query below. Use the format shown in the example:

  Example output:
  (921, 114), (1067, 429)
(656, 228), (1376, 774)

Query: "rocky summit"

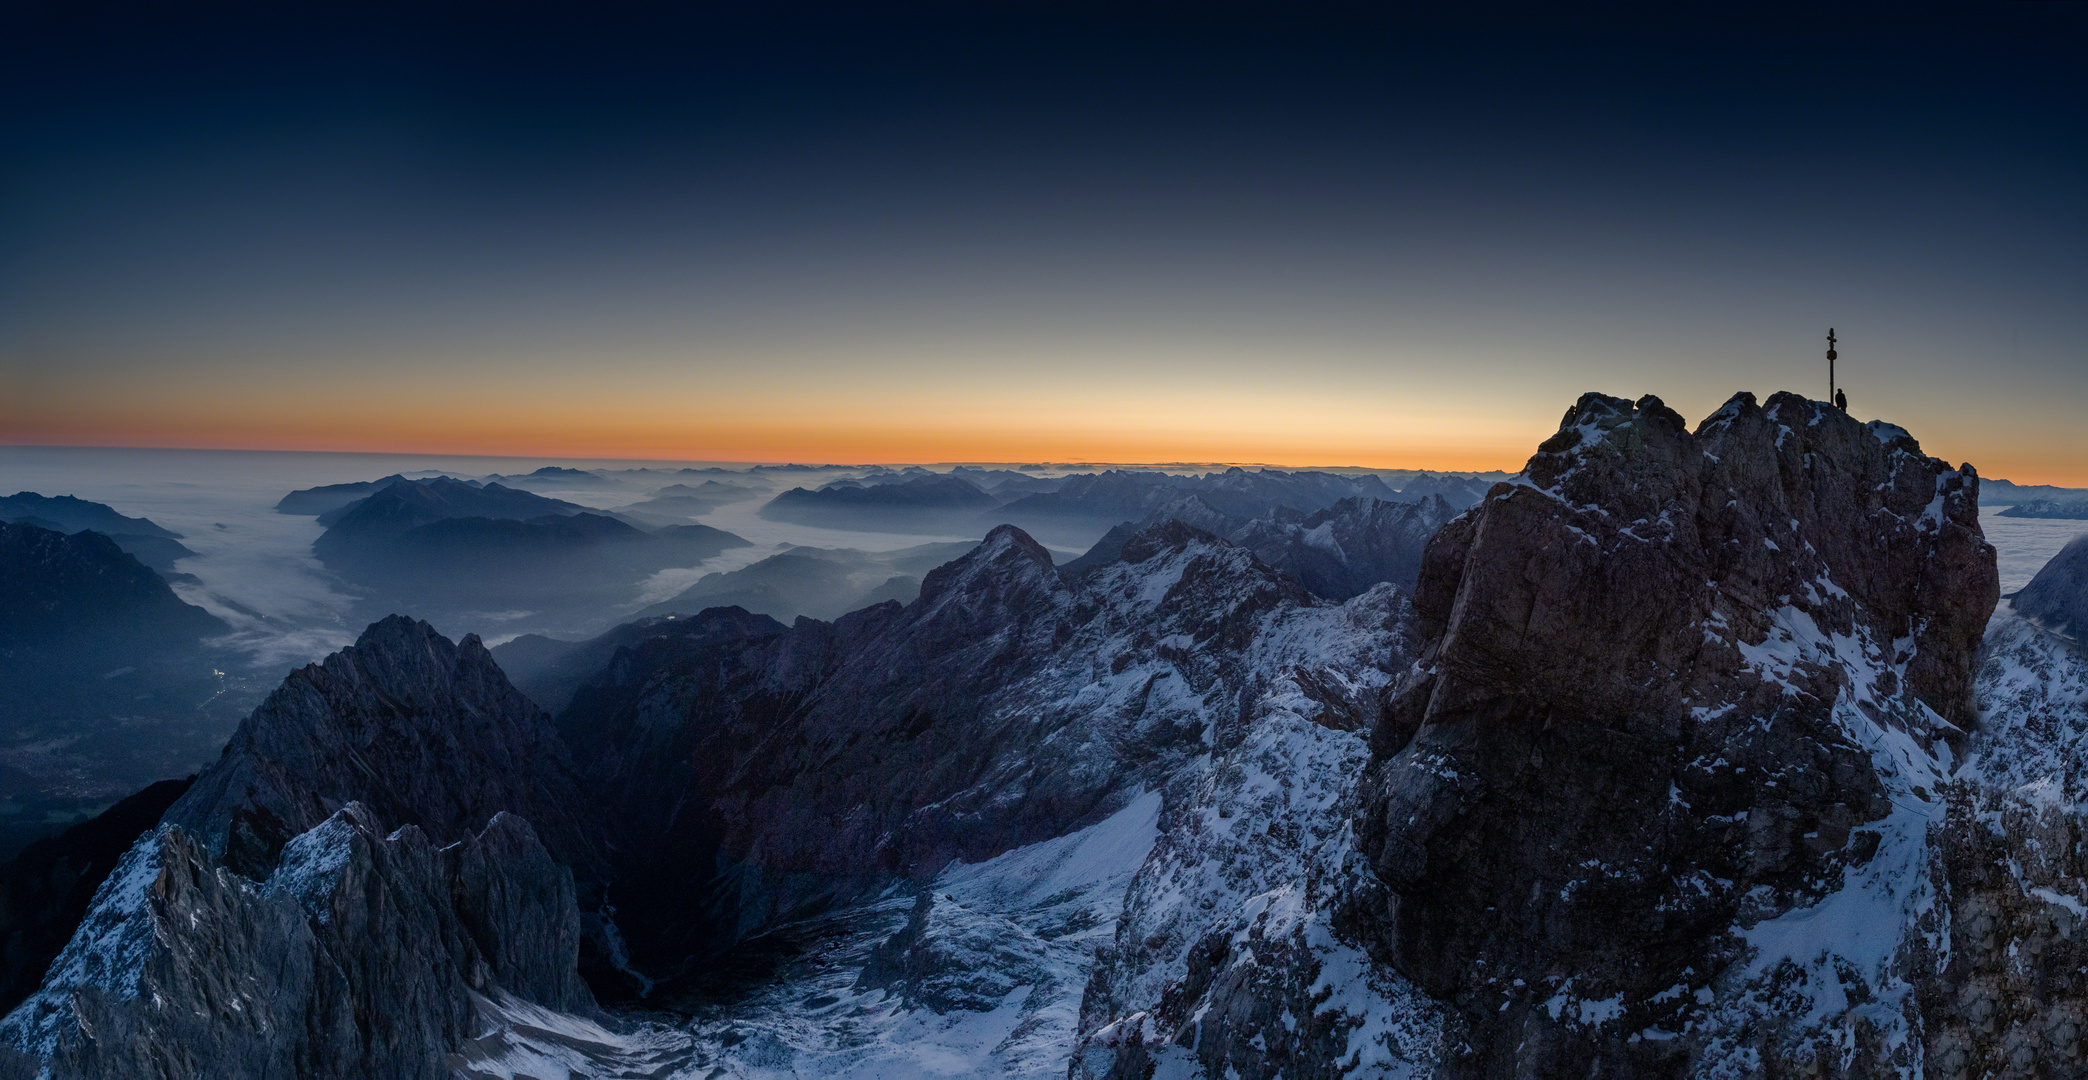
(1355, 391), (1998, 1077)
(6, 392), (2083, 1080)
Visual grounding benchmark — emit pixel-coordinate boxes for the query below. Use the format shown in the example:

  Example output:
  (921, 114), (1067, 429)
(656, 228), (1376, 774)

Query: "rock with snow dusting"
(1922, 607), (2088, 1077)
(1063, 493), (1455, 603)
(1230, 494), (1459, 601)
(0, 805), (603, 1080)
(1354, 391), (1999, 1077)
(562, 521), (1341, 985)
(0, 617), (635, 1079)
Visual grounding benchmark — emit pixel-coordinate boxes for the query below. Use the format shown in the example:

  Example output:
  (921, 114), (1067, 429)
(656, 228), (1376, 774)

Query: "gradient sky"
(4, 4), (2084, 481)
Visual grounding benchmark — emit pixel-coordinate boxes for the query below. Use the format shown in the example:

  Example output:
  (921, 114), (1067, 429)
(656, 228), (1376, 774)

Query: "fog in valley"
(0, 446), (1547, 854)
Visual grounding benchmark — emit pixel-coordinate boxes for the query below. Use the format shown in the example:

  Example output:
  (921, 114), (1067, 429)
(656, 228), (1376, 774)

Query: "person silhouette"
(1834, 388), (1847, 412)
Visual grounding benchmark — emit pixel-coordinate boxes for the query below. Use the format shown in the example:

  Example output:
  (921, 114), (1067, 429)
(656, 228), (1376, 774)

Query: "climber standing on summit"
(1827, 328), (1847, 412)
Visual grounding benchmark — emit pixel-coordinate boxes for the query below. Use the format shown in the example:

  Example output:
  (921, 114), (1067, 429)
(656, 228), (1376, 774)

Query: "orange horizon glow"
(8, 424), (2086, 489)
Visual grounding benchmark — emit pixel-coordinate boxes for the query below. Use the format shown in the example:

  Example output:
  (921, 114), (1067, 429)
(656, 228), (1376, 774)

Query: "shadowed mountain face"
(313, 476), (599, 534)
(273, 474), (412, 516)
(0, 523), (241, 859)
(0, 493), (194, 577)
(166, 616), (596, 880)
(0, 617), (613, 1080)
(2013, 533), (2088, 640)
(0, 494), (179, 542)
(1351, 392), (1998, 1078)
(553, 521), (1355, 994)
(0, 523), (225, 663)
(0, 777), (194, 1017)
(492, 608), (792, 716)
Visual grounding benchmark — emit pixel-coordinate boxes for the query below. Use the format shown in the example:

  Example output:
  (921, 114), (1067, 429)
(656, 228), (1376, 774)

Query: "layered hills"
(759, 474), (1001, 531)
(308, 477), (748, 637)
(0, 493), (194, 577)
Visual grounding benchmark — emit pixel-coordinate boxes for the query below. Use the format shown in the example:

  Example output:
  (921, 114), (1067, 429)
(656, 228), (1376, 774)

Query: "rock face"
(0, 778), (194, 1015)
(557, 522), (1376, 989)
(1353, 392), (1998, 1077)
(0, 617), (630, 1079)
(1231, 494), (1459, 601)
(1, 806), (593, 1080)
(167, 616), (595, 880)
(1063, 494), (1457, 603)
(555, 517), (1432, 1076)
(2013, 533), (2088, 641)
(1935, 607), (2088, 1077)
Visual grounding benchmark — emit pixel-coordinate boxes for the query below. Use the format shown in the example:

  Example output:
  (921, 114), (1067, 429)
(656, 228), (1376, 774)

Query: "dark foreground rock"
(0, 778), (193, 1016)
(167, 615), (596, 880)
(0, 806), (591, 1080)
(0, 616), (634, 1079)
(1353, 391), (1997, 1078)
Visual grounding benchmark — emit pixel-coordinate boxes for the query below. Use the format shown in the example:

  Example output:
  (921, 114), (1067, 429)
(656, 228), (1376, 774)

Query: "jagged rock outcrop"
(1352, 391), (1998, 1077)
(0, 617), (636, 1079)
(0, 805), (594, 1080)
(1927, 606), (2088, 1077)
(10, 393), (2076, 1080)
(1230, 494), (1458, 601)
(0, 778), (194, 1015)
(1064, 494), (1456, 603)
(556, 521), (1366, 997)
(167, 615), (595, 880)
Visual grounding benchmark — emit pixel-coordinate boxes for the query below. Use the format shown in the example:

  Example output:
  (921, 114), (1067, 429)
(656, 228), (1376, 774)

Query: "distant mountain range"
(760, 474), (1002, 531)
(633, 540), (980, 624)
(305, 477), (749, 637)
(1981, 477), (2088, 505)
(0, 492), (195, 576)
(1997, 497), (2088, 520)
(273, 474), (415, 516)
(747, 466), (1492, 550)
(615, 480), (761, 524)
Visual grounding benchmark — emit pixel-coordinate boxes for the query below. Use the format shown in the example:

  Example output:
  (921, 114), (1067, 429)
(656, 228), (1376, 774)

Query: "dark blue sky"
(4, 3), (2084, 477)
